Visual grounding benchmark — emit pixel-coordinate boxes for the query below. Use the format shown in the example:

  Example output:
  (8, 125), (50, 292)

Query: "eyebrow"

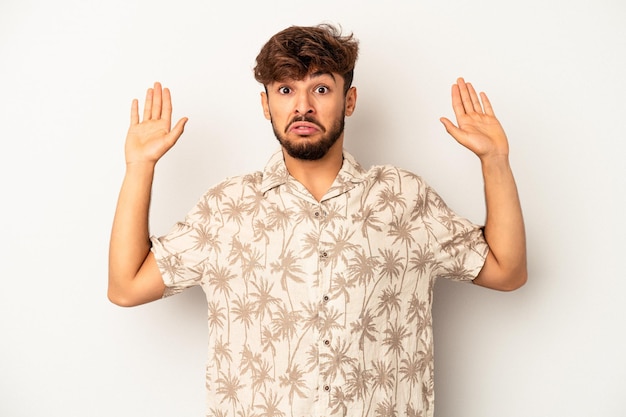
(309, 71), (336, 82)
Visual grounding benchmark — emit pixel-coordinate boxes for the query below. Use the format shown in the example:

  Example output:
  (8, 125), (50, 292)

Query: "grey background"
(1, 0), (624, 416)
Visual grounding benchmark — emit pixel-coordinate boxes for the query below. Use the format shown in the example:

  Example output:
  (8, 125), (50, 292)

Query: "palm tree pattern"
(151, 151), (488, 417)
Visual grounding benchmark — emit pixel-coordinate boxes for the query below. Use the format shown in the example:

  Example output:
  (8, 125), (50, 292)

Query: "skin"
(260, 72), (357, 201)
(108, 84), (184, 306)
(108, 77), (526, 307)
(440, 79), (527, 290)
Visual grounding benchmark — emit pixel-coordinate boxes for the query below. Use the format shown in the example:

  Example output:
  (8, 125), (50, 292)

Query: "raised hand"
(125, 82), (188, 165)
(440, 78), (508, 161)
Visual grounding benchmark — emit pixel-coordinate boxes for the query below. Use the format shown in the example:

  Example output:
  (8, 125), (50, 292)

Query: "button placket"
(319, 291), (333, 398)
(317, 202), (333, 403)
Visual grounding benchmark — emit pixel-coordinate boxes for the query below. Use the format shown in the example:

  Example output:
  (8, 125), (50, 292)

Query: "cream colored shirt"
(151, 150), (488, 417)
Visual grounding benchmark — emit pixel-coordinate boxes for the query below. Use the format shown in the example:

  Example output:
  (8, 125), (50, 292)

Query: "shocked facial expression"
(261, 72), (356, 161)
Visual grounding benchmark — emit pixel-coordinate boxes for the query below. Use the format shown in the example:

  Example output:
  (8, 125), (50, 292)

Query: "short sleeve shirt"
(151, 150), (488, 417)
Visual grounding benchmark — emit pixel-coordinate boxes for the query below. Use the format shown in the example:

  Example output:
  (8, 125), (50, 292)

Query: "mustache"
(285, 115), (325, 133)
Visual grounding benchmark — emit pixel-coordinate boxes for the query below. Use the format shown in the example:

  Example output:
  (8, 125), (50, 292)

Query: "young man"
(109, 24), (526, 417)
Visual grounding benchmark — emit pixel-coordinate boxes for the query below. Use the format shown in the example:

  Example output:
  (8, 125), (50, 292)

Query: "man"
(109, 24), (526, 417)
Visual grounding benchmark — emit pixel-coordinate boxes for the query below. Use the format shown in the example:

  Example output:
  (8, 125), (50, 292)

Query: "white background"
(1, 0), (625, 416)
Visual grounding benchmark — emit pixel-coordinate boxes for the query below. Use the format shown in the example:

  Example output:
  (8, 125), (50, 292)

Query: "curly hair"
(254, 24), (359, 94)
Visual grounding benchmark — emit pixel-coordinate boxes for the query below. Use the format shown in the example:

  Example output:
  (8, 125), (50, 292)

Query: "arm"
(440, 78), (527, 291)
(108, 82), (188, 306)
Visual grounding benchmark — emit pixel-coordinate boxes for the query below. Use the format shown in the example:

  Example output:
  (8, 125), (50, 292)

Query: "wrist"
(124, 160), (157, 177)
(480, 152), (510, 168)
(479, 155), (516, 189)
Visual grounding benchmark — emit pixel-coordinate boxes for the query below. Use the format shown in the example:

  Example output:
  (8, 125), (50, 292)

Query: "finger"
(466, 82), (483, 113)
(169, 117), (188, 143)
(161, 117), (188, 150)
(450, 84), (466, 120)
(440, 117), (470, 148)
(151, 82), (163, 120)
(162, 87), (173, 127)
(440, 116), (463, 137)
(143, 87), (153, 121)
(480, 92), (496, 116)
(456, 78), (474, 113)
(130, 99), (139, 125)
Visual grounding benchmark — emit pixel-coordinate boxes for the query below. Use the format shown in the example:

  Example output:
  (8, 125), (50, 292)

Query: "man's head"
(254, 24), (359, 161)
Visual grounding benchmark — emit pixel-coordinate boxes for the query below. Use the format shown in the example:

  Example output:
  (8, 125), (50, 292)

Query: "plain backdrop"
(1, 0), (625, 416)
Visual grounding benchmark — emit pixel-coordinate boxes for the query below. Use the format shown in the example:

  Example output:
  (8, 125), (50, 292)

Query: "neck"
(282, 138), (344, 202)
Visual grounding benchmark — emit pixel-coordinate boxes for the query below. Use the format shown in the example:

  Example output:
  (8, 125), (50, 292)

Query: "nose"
(295, 91), (314, 115)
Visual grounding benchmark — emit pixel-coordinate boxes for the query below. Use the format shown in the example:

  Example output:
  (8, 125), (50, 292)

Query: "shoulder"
(361, 163), (427, 190)
(198, 171), (264, 201)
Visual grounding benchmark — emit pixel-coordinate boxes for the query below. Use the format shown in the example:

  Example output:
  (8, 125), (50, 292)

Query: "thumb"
(169, 117), (188, 143)
(439, 117), (460, 138)
(160, 117), (188, 152)
(440, 117), (473, 150)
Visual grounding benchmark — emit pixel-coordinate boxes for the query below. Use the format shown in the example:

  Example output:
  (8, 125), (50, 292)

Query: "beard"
(272, 112), (345, 161)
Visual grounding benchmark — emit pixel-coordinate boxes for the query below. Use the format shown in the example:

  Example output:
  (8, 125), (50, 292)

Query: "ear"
(260, 91), (271, 120)
(344, 86), (357, 116)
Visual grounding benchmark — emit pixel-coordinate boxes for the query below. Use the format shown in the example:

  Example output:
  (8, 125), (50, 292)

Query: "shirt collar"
(260, 149), (367, 198)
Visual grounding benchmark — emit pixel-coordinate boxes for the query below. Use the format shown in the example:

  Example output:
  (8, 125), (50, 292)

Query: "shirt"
(150, 150), (488, 417)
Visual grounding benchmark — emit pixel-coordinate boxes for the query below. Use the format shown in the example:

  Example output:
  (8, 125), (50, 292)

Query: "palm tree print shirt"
(150, 150), (488, 417)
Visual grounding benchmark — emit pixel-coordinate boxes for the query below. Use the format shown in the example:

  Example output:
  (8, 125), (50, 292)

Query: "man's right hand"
(125, 82), (188, 166)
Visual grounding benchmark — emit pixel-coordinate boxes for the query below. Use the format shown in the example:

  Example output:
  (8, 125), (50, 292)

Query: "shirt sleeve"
(418, 182), (489, 282)
(149, 185), (221, 298)
(150, 218), (206, 297)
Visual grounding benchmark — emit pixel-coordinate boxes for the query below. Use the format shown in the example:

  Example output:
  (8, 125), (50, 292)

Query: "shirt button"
(323, 339), (330, 346)
(321, 251), (328, 258)
(314, 211), (320, 217)
(322, 295), (330, 302)
(323, 385), (330, 391)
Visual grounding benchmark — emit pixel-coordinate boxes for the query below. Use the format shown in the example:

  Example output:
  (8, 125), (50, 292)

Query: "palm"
(124, 82), (187, 165)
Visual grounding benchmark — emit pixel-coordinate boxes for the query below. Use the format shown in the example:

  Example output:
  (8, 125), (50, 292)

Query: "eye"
(315, 86), (329, 94)
(278, 86), (291, 94)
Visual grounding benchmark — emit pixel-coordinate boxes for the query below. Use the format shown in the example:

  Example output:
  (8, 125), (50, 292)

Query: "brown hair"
(254, 24), (359, 94)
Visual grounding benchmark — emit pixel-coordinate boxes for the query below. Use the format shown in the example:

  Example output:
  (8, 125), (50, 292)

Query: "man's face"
(261, 72), (356, 160)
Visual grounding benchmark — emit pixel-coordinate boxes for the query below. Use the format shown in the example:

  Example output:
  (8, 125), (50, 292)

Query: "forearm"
(478, 155), (527, 289)
(108, 163), (156, 300)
